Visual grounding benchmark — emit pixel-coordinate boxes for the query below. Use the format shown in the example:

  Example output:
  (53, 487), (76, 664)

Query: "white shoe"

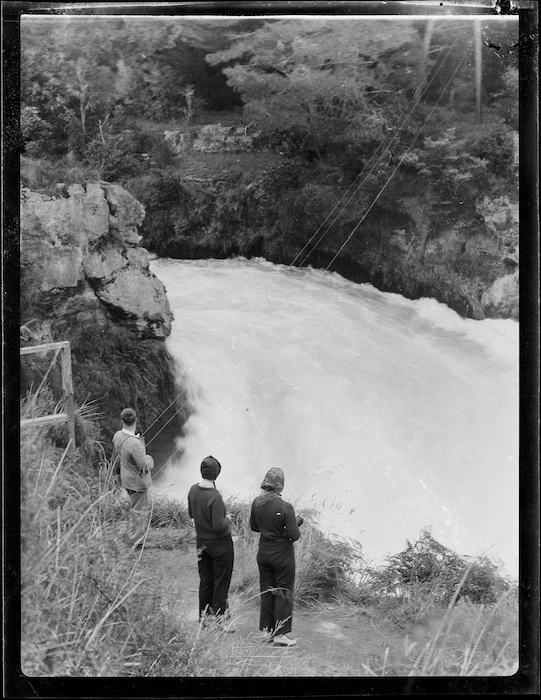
(258, 630), (273, 642)
(273, 634), (297, 647)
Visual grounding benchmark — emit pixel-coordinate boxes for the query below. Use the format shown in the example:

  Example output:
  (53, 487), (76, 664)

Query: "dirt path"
(136, 545), (398, 677)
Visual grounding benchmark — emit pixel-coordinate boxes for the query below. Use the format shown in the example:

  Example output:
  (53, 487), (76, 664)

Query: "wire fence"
(20, 341), (75, 446)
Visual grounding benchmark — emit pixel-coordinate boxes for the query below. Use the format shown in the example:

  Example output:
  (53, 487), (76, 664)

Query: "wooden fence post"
(61, 343), (76, 448)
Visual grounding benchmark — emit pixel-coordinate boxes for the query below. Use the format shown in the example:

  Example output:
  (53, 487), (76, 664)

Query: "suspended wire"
(324, 41), (472, 273)
(291, 39), (459, 269)
(140, 386), (189, 440)
(144, 394), (191, 447)
(290, 35), (461, 271)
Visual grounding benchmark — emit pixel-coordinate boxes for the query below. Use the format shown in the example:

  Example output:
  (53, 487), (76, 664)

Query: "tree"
(206, 18), (421, 158)
(20, 17), (208, 156)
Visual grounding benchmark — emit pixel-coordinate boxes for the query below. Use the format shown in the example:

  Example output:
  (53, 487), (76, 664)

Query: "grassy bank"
(19, 402), (518, 678)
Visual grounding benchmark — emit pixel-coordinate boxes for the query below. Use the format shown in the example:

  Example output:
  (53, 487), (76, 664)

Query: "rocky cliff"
(20, 182), (173, 340)
(137, 155), (519, 321)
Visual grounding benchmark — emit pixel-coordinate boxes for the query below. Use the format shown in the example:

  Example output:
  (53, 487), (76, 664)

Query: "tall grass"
(20, 384), (194, 676)
(360, 584), (518, 676)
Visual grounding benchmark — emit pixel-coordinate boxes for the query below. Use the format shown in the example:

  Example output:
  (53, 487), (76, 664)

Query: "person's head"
(200, 455), (222, 482)
(120, 407), (137, 429)
(260, 467), (284, 494)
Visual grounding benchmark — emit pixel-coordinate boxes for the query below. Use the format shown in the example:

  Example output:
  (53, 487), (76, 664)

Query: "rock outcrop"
(481, 270), (519, 320)
(164, 123), (259, 155)
(21, 182), (173, 339)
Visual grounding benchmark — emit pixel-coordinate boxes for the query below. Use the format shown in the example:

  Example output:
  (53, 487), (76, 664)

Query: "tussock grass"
(20, 394), (193, 676)
(360, 586), (518, 677)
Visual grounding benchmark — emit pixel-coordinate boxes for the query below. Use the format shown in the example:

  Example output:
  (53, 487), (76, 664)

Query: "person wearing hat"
(249, 467), (303, 647)
(112, 407), (154, 546)
(187, 456), (235, 623)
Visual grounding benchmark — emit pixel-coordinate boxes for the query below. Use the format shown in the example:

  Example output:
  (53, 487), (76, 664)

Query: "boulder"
(164, 130), (189, 155)
(21, 183), (172, 339)
(481, 271), (519, 320)
(475, 195), (519, 234)
(193, 124), (254, 152)
(95, 267), (172, 339)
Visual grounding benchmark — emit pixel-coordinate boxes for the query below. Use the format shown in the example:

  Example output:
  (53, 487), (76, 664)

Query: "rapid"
(150, 257), (519, 577)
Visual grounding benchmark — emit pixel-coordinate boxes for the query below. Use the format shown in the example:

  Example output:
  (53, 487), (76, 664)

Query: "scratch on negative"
(245, 279), (273, 307)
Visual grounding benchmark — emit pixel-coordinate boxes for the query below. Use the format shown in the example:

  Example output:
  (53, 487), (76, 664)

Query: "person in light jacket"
(250, 467), (303, 647)
(112, 407), (154, 546)
(188, 456), (235, 624)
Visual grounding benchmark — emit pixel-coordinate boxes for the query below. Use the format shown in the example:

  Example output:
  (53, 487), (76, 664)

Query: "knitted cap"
(201, 455), (221, 481)
(261, 467), (284, 493)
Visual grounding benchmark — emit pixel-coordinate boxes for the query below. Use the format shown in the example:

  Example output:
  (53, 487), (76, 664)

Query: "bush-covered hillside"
(20, 15), (519, 319)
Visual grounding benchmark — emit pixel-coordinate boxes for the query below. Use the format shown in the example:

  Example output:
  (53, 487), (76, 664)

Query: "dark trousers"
(197, 535), (234, 619)
(257, 539), (295, 636)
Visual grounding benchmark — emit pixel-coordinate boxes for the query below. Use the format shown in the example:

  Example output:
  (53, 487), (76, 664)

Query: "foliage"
(20, 106), (53, 156)
(207, 18), (419, 159)
(403, 127), (490, 214)
(20, 17), (242, 161)
(368, 528), (511, 610)
(20, 155), (100, 193)
(295, 526), (364, 605)
(403, 120), (517, 220)
(67, 324), (190, 452)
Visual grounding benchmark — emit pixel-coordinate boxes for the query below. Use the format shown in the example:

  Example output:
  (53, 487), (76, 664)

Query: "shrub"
(20, 106), (53, 157)
(295, 525), (363, 605)
(368, 528), (511, 622)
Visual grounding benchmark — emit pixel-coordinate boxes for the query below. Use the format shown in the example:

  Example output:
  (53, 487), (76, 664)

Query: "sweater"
(187, 484), (232, 541)
(249, 495), (300, 542)
(112, 429), (153, 492)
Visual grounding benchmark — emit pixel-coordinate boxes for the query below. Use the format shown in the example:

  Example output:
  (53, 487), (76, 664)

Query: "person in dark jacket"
(187, 456), (235, 625)
(112, 407), (154, 546)
(250, 467), (303, 647)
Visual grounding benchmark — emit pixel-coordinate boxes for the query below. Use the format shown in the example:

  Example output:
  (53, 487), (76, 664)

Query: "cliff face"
(139, 167), (519, 321)
(21, 182), (173, 340)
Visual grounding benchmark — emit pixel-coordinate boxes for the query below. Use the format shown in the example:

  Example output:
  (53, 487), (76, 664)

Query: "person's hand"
(296, 515), (304, 527)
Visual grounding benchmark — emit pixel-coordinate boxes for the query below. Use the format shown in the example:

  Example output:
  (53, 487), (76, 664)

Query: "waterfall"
(151, 257), (519, 576)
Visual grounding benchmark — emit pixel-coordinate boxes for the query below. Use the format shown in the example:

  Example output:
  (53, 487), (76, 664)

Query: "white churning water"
(151, 257), (519, 577)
